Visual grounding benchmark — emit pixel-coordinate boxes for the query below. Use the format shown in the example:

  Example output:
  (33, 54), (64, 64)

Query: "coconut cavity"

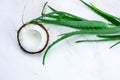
(17, 23), (49, 53)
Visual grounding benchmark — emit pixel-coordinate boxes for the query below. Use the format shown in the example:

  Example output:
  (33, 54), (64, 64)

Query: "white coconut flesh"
(18, 24), (48, 53)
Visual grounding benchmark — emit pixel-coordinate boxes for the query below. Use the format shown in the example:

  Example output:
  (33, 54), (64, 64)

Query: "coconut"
(17, 23), (49, 54)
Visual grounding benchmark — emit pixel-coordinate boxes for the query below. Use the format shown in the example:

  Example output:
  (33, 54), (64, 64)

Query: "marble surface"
(0, 0), (120, 80)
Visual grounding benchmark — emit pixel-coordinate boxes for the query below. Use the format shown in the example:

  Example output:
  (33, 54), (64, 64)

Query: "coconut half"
(17, 23), (49, 54)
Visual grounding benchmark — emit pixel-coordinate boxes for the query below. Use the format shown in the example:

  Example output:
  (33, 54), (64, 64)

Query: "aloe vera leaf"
(110, 41), (120, 48)
(97, 34), (120, 39)
(80, 0), (120, 26)
(75, 38), (120, 43)
(42, 26), (120, 64)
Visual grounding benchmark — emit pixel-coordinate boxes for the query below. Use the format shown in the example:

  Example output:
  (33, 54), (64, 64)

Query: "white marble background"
(0, 0), (120, 80)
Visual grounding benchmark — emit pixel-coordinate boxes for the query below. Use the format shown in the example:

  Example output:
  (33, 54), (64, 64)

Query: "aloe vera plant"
(24, 1), (120, 65)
